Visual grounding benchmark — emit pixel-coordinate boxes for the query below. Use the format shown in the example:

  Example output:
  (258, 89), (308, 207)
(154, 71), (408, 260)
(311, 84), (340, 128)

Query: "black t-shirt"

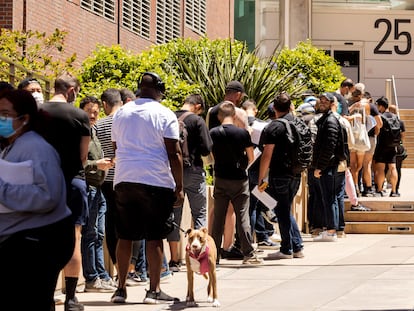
(207, 104), (221, 130)
(38, 101), (90, 182)
(260, 113), (293, 177)
(367, 102), (380, 137)
(210, 124), (252, 180)
(175, 110), (213, 168)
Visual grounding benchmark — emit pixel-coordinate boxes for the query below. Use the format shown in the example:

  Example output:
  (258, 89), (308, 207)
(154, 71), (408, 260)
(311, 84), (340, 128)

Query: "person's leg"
(64, 177), (88, 309)
(211, 177), (230, 259)
(268, 177), (293, 255)
(362, 137), (376, 195)
(230, 179), (254, 256)
(387, 163), (398, 194)
(288, 177), (304, 252)
(81, 186), (99, 284)
(101, 181), (118, 267)
(223, 203), (236, 250)
(319, 166), (337, 233)
(335, 171), (346, 232)
(146, 240), (163, 292)
(345, 168), (358, 206)
(184, 167), (207, 229)
(95, 188), (113, 283)
(374, 162), (386, 192)
(395, 155), (403, 193)
(116, 239), (133, 289)
(167, 205), (183, 269)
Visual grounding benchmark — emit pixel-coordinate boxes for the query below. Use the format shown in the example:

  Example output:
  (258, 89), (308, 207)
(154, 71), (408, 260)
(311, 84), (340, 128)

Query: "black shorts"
(373, 146), (397, 164)
(114, 182), (175, 241)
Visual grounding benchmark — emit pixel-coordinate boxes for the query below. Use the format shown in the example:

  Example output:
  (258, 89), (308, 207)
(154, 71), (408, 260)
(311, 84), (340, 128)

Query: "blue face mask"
(0, 116), (18, 138)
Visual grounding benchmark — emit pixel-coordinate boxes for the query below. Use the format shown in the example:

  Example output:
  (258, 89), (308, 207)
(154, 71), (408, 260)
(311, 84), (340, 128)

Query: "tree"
(79, 37), (307, 116)
(0, 28), (77, 89)
(275, 40), (345, 97)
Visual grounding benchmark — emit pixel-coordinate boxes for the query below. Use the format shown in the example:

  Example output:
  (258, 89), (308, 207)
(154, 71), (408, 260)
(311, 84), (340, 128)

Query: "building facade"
(1, 0), (233, 66)
(236, 0), (414, 108)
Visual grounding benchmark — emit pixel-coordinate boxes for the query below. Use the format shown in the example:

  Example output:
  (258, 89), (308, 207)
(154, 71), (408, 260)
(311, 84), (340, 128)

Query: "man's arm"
(258, 143), (274, 190)
(164, 138), (184, 207)
(80, 136), (90, 167)
(246, 146), (254, 164)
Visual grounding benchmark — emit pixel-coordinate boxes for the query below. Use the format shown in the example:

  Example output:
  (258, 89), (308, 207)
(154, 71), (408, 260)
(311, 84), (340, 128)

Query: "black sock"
(65, 277), (78, 301)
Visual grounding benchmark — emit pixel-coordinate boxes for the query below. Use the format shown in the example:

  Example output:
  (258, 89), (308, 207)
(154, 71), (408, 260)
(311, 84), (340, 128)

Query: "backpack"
(333, 116), (350, 165)
(380, 113), (401, 147)
(178, 111), (194, 167)
(277, 117), (313, 175)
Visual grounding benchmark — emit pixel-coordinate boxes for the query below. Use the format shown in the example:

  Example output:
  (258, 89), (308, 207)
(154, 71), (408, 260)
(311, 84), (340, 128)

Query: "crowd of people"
(0, 73), (406, 310)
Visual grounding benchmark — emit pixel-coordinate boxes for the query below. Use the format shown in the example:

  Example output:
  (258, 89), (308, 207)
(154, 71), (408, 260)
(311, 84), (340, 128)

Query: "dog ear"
(186, 228), (193, 235)
(200, 227), (208, 234)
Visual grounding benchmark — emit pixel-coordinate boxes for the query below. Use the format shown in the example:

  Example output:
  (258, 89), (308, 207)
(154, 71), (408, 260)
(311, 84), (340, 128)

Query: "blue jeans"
(307, 168), (324, 230)
(268, 176), (303, 255)
(319, 166), (338, 231)
(335, 171), (346, 231)
(249, 194), (274, 242)
(81, 186), (110, 282)
(184, 166), (207, 229)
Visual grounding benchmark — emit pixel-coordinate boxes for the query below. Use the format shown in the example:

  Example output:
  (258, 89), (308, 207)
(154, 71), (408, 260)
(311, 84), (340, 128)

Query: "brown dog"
(185, 227), (220, 307)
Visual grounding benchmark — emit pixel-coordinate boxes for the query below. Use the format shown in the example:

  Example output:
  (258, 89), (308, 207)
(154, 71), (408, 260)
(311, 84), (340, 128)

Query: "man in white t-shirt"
(110, 72), (183, 305)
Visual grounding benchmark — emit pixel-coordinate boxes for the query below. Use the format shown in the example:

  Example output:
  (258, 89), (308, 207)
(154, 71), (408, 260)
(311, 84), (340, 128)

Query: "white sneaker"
(267, 251), (293, 259)
(313, 231), (337, 242)
(269, 233), (281, 242)
(242, 254), (264, 265)
(261, 208), (278, 224)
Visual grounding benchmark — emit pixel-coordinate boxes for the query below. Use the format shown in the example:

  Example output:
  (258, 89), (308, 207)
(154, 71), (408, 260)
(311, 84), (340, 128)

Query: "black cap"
(225, 81), (245, 94)
(319, 92), (335, 102)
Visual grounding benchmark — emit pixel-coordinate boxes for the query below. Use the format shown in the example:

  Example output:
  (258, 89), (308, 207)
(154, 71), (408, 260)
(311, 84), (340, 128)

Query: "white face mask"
(32, 91), (44, 105)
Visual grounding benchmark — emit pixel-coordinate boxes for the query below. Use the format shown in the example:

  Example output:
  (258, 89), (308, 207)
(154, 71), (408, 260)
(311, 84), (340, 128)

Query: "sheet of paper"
(0, 159), (34, 213)
(250, 120), (267, 145)
(251, 185), (277, 209)
(246, 147), (262, 170)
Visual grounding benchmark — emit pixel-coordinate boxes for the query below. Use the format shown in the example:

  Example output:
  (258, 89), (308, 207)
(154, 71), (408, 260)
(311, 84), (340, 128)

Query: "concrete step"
(345, 222), (414, 234)
(345, 210), (414, 222)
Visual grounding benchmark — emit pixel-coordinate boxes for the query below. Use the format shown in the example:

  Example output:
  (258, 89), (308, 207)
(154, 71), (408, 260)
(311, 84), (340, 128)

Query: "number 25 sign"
(374, 18), (412, 55)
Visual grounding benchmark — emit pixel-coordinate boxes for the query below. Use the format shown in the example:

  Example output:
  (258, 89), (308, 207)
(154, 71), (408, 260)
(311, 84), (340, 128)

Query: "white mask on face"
(32, 91), (44, 105)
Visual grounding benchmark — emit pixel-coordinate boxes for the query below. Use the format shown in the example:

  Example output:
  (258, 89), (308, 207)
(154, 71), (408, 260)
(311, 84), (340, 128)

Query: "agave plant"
(162, 37), (306, 119)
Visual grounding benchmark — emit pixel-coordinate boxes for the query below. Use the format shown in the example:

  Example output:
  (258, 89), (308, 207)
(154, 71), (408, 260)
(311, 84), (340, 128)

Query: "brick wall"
(6, 0), (232, 67)
(0, 0), (13, 29)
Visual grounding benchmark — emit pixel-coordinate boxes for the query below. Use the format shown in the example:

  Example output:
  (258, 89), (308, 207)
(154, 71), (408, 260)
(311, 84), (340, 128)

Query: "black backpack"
(380, 113), (401, 147)
(277, 117), (313, 175)
(177, 111), (193, 167)
(333, 116), (350, 165)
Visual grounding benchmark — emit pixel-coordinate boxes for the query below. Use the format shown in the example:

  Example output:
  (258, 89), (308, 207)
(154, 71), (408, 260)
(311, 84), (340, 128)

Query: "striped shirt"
(96, 115), (115, 182)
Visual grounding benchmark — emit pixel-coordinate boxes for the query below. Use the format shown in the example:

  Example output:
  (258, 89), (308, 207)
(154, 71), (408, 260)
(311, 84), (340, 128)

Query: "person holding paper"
(0, 89), (74, 310)
(258, 92), (304, 259)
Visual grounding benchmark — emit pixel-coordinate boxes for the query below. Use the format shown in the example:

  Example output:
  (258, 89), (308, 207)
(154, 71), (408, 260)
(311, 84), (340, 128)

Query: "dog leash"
(171, 221), (188, 237)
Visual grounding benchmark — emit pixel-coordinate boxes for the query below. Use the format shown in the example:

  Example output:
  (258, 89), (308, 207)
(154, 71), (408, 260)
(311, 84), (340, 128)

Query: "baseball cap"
(319, 92), (335, 102)
(225, 81), (245, 94)
(304, 96), (317, 104)
(296, 102), (315, 116)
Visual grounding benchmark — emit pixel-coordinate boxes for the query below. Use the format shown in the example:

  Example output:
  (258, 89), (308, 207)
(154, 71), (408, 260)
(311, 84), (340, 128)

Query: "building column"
(280, 0), (311, 48)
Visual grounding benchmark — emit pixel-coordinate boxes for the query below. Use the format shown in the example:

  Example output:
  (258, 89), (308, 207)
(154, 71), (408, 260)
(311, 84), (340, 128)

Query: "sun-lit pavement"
(55, 233), (414, 311)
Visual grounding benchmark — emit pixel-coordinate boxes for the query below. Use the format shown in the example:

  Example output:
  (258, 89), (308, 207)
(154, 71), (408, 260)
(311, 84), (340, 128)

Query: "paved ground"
(55, 233), (414, 311)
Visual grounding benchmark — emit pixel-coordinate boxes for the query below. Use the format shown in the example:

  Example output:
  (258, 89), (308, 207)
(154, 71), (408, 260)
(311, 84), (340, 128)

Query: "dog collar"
(186, 244), (210, 274)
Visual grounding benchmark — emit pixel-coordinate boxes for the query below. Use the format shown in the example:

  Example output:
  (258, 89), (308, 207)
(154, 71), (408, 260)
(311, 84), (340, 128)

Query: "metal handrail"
(0, 54), (52, 100)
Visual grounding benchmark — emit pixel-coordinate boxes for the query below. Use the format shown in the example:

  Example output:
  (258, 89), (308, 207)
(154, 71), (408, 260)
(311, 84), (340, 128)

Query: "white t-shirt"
(111, 98), (179, 189)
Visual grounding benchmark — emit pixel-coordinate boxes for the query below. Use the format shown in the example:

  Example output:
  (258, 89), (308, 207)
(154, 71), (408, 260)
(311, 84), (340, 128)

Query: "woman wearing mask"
(18, 77), (45, 105)
(0, 89), (74, 310)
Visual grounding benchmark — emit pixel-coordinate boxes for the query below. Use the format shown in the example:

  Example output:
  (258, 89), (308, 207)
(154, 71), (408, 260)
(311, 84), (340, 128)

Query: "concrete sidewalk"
(55, 234), (414, 311)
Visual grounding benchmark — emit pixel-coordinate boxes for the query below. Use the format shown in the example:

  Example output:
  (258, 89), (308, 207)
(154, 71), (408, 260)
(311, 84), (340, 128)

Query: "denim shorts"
(114, 182), (175, 241)
(67, 178), (89, 226)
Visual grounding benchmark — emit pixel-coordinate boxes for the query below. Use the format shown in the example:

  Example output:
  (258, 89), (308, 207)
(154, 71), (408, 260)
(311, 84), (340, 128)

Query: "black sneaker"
(111, 288), (127, 303)
(168, 260), (181, 272)
(143, 289), (180, 304)
(351, 204), (371, 211)
(361, 188), (375, 197)
(220, 246), (244, 260)
(390, 192), (401, 197)
(64, 297), (84, 311)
